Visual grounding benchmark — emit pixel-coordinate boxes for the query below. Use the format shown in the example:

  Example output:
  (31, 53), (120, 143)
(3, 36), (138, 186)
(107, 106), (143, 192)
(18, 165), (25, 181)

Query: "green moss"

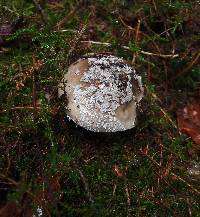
(0, 0), (200, 216)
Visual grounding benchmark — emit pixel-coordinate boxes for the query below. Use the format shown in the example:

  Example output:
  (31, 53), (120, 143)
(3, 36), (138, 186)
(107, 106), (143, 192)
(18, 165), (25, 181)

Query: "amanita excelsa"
(58, 55), (144, 132)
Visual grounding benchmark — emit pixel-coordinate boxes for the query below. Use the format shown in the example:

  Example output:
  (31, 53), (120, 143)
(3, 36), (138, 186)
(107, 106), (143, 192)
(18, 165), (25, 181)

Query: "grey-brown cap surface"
(58, 55), (143, 132)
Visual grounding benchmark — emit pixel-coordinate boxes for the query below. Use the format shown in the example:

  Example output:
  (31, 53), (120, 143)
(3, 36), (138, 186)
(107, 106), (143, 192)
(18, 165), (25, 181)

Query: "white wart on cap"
(58, 55), (143, 132)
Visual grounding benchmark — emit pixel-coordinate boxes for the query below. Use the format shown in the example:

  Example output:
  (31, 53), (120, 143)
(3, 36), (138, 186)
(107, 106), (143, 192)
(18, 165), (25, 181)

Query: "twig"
(147, 87), (180, 132)
(118, 15), (177, 59)
(53, 29), (76, 33)
(54, 6), (79, 30)
(152, 0), (157, 12)
(113, 184), (117, 196)
(173, 51), (200, 80)
(140, 151), (200, 196)
(66, 24), (87, 62)
(140, 50), (179, 58)
(14, 58), (43, 90)
(125, 182), (132, 217)
(1, 5), (19, 16)
(32, 56), (37, 108)
(76, 168), (94, 203)
(4, 154), (11, 175)
(81, 40), (179, 59)
(0, 106), (41, 113)
(187, 198), (192, 217)
(171, 173), (200, 196)
(0, 173), (18, 186)
(32, 0), (48, 24)
(132, 19), (141, 64)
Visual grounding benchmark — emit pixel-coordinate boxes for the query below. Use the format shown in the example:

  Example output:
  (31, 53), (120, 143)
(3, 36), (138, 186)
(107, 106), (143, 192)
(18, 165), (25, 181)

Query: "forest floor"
(0, 0), (200, 216)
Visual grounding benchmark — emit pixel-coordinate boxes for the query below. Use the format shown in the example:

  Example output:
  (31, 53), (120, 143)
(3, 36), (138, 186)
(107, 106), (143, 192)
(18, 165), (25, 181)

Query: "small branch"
(113, 184), (117, 196)
(14, 58), (43, 90)
(0, 106), (41, 113)
(132, 19), (141, 64)
(173, 51), (200, 80)
(32, 0), (48, 24)
(54, 6), (79, 30)
(66, 24), (87, 62)
(1, 5), (19, 16)
(140, 50), (179, 59)
(146, 87), (180, 132)
(0, 173), (18, 186)
(76, 168), (94, 203)
(125, 182), (131, 217)
(53, 29), (76, 33)
(32, 56), (37, 108)
(152, 0), (157, 12)
(171, 173), (200, 197)
(4, 154), (11, 175)
(81, 40), (179, 59)
(118, 15), (178, 59)
(140, 151), (200, 196)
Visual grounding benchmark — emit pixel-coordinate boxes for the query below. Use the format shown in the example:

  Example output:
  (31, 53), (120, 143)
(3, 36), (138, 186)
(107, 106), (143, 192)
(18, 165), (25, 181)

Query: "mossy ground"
(0, 0), (200, 216)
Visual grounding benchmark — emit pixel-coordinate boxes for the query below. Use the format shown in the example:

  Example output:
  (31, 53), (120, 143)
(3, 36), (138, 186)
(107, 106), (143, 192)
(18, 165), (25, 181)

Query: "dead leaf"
(112, 165), (123, 177)
(177, 101), (200, 144)
(15, 79), (25, 90)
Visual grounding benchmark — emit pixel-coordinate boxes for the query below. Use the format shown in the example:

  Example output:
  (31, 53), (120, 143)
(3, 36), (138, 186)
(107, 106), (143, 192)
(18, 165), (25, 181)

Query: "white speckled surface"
(58, 55), (143, 132)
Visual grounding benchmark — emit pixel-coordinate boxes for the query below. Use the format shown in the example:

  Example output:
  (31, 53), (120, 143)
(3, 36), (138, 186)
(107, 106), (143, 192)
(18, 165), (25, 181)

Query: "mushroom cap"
(58, 55), (143, 132)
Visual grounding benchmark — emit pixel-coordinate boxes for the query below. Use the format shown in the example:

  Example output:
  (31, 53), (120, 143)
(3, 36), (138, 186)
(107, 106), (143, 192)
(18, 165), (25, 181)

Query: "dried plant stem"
(0, 173), (18, 186)
(32, 56), (37, 109)
(76, 168), (94, 203)
(1, 5), (19, 15)
(54, 6), (79, 30)
(125, 182), (132, 217)
(141, 152), (200, 196)
(147, 88), (179, 131)
(66, 25), (86, 62)
(118, 15), (177, 59)
(4, 154), (11, 175)
(152, 0), (157, 12)
(81, 40), (179, 59)
(0, 106), (41, 113)
(173, 51), (200, 80)
(32, 0), (48, 24)
(132, 19), (141, 64)
(139, 50), (179, 58)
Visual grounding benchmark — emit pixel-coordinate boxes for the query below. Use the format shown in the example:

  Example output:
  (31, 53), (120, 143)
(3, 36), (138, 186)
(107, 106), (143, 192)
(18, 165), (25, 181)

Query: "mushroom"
(58, 54), (143, 132)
